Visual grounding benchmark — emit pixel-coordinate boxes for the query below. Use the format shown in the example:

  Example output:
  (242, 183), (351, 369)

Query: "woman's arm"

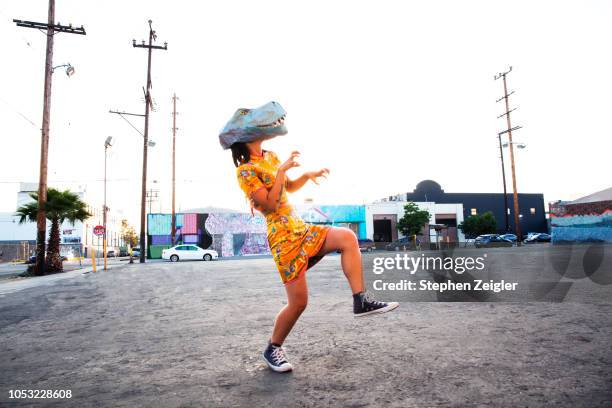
(286, 168), (330, 193)
(251, 151), (301, 212)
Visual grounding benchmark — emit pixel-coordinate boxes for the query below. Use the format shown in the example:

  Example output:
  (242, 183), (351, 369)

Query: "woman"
(220, 102), (398, 373)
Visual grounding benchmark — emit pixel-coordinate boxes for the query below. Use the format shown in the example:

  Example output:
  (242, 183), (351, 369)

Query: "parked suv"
(474, 234), (513, 248)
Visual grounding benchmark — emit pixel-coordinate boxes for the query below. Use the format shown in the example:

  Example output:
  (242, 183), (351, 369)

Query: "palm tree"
(16, 188), (91, 274)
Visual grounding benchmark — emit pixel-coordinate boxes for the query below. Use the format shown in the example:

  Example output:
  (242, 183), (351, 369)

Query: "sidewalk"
(0, 262), (128, 296)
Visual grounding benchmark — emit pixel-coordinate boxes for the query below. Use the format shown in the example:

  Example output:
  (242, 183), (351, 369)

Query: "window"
(470, 208), (478, 216)
(530, 208), (536, 215)
(507, 208), (510, 215)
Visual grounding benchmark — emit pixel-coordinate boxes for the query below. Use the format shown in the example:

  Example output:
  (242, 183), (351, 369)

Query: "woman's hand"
(279, 151), (301, 173)
(305, 168), (330, 185)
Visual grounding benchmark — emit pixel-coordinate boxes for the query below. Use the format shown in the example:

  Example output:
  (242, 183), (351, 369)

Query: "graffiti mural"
(205, 213), (268, 257)
(147, 212), (269, 258)
(147, 206), (368, 258)
(550, 200), (612, 243)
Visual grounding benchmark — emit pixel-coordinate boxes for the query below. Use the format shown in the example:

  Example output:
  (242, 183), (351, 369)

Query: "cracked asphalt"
(0, 246), (611, 407)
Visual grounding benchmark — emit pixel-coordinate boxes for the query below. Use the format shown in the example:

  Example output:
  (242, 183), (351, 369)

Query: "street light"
(52, 63), (75, 77)
(103, 136), (112, 271)
(502, 142), (527, 149)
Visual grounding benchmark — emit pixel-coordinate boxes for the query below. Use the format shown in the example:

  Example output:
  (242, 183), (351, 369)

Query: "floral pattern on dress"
(236, 150), (329, 284)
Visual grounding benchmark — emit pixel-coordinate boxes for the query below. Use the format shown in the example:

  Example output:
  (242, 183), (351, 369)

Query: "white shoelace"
(271, 347), (287, 364)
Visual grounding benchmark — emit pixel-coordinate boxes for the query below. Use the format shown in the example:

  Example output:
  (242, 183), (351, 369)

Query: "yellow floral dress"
(236, 150), (329, 284)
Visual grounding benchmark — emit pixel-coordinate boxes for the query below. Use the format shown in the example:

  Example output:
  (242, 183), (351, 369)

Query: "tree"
(458, 211), (497, 239)
(397, 202), (431, 237)
(16, 188), (91, 275)
(120, 219), (138, 248)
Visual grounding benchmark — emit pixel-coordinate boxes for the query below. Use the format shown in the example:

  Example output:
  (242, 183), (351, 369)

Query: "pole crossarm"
(497, 107), (517, 119)
(109, 110), (145, 117)
(133, 40), (168, 50)
(496, 90), (515, 103)
(13, 19), (86, 34)
(498, 125), (522, 136)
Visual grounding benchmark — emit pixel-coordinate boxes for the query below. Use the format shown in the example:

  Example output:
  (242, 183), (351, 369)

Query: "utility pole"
(146, 189), (159, 215)
(497, 132), (509, 232)
(14, 2), (86, 275)
(133, 20), (168, 263)
(103, 137), (113, 271)
(171, 94), (178, 245)
(495, 66), (523, 243)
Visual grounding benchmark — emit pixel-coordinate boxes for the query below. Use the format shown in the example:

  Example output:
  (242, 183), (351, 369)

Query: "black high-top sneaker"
(263, 342), (293, 372)
(353, 291), (399, 317)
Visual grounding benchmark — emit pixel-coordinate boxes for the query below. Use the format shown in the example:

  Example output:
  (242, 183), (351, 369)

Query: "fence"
(0, 242), (85, 263)
(0, 241), (35, 263)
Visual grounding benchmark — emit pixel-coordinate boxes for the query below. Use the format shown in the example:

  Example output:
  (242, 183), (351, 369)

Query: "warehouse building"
(384, 180), (548, 235)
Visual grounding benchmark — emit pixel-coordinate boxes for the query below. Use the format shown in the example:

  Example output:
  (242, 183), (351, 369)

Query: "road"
(0, 245), (611, 407)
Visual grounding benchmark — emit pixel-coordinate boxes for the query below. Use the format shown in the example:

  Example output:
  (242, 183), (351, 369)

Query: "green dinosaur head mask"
(219, 101), (287, 150)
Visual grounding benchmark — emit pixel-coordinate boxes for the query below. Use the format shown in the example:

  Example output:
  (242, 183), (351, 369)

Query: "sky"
(1, 0), (611, 228)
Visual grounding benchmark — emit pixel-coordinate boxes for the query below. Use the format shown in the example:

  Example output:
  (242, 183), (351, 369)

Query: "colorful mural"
(550, 200), (612, 243)
(146, 205), (368, 258)
(205, 213), (268, 257)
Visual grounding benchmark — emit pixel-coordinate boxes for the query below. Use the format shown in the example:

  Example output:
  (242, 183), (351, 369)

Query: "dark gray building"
(396, 180), (547, 236)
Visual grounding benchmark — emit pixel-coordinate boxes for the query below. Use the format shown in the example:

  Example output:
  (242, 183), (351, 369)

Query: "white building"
(365, 201), (465, 244)
(0, 183), (127, 259)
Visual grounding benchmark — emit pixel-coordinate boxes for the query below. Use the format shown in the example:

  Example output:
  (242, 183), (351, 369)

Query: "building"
(384, 180), (547, 236)
(550, 187), (612, 243)
(145, 201), (466, 258)
(0, 183), (127, 261)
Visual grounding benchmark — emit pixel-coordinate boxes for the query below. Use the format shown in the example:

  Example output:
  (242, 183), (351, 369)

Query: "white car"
(162, 245), (219, 262)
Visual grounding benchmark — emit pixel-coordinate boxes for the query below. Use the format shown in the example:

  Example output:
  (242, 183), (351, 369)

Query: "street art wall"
(147, 212), (268, 258)
(296, 205), (367, 239)
(147, 205), (367, 258)
(550, 201), (612, 243)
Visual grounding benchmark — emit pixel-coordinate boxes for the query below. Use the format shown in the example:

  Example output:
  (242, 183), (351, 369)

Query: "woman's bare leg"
(316, 227), (365, 294)
(270, 275), (308, 345)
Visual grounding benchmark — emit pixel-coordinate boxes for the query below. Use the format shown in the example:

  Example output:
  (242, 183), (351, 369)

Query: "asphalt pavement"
(0, 245), (611, 407)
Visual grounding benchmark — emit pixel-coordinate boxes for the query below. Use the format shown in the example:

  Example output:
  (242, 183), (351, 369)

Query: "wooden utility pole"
(13, 1), (86, 275)
(495, 66), (523, 243)
(171, 94), (178, 244)
(133, 20), (168, 263)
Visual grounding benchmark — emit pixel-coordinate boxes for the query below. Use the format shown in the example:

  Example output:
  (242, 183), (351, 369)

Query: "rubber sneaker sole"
(262, 353), (293, 372)
(354, 301), (399, 317)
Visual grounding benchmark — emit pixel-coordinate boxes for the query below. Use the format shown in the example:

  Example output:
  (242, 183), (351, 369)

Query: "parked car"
(162, 245), (219, 262)
(118, 248), (129, 257)
(522, 232), (540, 241)
(500, 233), (517, 242)
(524, 233), (551, 243)
(385, 236), (414, 251)
(107, 250), (116, 258)
(358, 239), (376, 252)
(27, 254), (67, 264)
(131, 248), (141, 258)
(474, 234), (513, 248)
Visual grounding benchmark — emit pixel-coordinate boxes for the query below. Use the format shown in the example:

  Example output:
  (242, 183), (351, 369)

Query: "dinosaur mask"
(219, 101), (287, 150)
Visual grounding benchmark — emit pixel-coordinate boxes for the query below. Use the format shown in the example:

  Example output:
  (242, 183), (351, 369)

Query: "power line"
(0, 97), (38, 128)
